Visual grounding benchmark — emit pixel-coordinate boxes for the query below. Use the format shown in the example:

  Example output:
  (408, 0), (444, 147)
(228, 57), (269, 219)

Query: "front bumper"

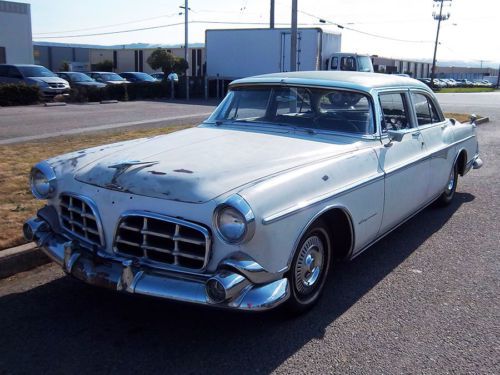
(24, 213), (289, 311)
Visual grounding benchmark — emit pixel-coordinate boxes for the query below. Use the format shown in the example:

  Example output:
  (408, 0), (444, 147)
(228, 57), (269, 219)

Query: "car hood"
(74, 81), (106, 87)
(74, 127), (360, 203)
(29, 76), (68, 84)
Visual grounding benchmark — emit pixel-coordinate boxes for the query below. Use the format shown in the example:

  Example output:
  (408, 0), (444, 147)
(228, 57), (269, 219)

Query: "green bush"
(67, 82), (172, 103)
(0, 84), (41, 106)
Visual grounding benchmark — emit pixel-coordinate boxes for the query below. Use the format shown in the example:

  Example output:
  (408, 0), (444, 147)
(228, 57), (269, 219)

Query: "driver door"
(376, 91), (430, 234)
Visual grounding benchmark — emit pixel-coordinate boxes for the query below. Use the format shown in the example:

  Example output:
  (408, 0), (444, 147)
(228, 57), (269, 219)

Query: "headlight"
(214, 195), (255, 244)
(30, 162), (57, 199)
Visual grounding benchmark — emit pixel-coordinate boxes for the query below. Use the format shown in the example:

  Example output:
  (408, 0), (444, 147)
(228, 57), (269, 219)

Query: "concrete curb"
(476, 117), (490, 125)
(0, 243), (50, 279)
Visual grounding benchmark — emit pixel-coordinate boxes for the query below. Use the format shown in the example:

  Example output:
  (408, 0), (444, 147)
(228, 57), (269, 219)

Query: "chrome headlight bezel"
(213, 195), (255, 244)
(30, 161), (57, 199)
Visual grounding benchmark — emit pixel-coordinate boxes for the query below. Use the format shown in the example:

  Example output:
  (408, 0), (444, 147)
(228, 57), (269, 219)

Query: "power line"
(35, 12), (181, 35)
(33, 20), (326, 39)
(295, 8), (434, 44)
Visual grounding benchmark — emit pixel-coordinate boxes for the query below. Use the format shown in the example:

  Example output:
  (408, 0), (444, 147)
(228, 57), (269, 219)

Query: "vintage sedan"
(23, 71), (482, 313)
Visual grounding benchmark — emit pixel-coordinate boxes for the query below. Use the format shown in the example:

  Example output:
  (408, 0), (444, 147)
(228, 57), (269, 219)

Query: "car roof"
(230, 71), (431, 93)
(88, 71), (118, 74)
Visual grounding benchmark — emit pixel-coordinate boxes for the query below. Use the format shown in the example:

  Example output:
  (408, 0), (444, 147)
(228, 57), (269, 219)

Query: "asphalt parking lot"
(0, 99), (217, 144)
(0, 94), (498, 374)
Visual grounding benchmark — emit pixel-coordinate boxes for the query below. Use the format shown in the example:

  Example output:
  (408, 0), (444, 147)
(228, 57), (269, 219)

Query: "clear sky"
(27, 0), (499, 67)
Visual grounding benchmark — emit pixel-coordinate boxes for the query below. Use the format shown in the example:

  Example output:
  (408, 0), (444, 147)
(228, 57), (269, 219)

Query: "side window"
(331, 57), (338, 70)
(0, 65), (8, 77)
(7, 66), (22, 79)
(379, 93), (410, 131)
(340, 57), (356, 71)
(412, 92), (442, 125)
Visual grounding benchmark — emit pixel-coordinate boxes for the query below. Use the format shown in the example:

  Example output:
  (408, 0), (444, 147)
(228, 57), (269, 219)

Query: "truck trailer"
(205, 28), (373, 80)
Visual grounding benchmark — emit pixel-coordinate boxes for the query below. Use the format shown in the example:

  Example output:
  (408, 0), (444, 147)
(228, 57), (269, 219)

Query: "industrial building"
(33, 42), (205, 76)
(0, 0), (33, 64)
(372, 56), (432, 78)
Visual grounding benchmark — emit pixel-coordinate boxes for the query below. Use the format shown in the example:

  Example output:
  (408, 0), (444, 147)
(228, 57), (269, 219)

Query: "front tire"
(436, 161), (458, 207)
(285, 220), (332, 314)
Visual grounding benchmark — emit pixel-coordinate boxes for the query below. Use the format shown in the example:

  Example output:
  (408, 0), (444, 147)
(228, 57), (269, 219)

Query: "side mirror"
(387, 129), (405, 142)
(469, 114), (477, 126)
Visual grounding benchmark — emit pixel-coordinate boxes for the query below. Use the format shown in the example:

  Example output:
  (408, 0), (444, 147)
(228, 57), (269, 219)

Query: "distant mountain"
(33, 41), (204, 49)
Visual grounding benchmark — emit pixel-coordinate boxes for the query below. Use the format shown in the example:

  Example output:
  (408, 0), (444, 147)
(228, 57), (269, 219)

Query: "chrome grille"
(114, 213), (211, 270)
(59, 194), (103, 247)
(48, 82), (65, 88)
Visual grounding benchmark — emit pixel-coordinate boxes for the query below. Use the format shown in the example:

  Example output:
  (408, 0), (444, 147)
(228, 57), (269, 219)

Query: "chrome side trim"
(350, 192), (442, 260)
(262, 174), (384, 225)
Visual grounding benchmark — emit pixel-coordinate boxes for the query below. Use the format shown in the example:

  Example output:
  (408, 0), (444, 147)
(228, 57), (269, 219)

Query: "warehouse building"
(0, 0), (33, 64)
(33, 42), (205, 76)
(371, 56), (431, 78)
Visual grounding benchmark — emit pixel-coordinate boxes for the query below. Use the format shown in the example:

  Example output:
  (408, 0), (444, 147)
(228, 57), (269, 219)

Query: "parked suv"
(0, 64), (70, 97)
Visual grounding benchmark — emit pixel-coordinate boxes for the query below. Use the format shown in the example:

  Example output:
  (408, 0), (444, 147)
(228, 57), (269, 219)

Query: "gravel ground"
(0, 104), (498, 374)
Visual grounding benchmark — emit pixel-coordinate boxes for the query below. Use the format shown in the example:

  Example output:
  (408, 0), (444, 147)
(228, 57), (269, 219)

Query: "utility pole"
(180, 1), (189, 100)
(290, 0), (298, 71)
(430, 0), (452, 88)
(496, 63), (500, 88)
(270, 0), (275, 28)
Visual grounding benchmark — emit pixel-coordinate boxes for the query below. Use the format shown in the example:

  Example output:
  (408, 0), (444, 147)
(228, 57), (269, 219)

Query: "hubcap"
(446, 167), (455, 193)
(294, 235), (324, 295)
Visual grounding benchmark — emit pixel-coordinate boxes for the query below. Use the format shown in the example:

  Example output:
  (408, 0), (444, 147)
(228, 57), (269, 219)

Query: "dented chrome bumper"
(23, 212), (289, 311)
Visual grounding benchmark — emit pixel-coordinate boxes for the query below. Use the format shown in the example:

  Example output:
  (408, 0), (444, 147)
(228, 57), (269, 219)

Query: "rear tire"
(436, 161), (458, 207)
(284, 220), (332, 315)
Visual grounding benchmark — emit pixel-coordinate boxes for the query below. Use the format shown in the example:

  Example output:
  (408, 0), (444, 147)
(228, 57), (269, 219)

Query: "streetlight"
(430, 0), (452, 87)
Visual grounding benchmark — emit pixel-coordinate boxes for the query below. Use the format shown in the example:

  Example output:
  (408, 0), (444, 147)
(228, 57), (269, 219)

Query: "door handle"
(412, 132), (421, 137)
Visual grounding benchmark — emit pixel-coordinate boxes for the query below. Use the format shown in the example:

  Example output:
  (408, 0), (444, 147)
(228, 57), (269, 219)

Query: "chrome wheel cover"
(294, 235), (324, 295)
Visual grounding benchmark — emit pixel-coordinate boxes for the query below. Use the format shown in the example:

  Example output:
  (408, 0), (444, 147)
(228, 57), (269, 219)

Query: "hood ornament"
(106, 160), (159, 191)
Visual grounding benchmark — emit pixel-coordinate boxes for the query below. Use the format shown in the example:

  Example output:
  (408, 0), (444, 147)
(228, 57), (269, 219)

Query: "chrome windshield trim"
(262, 173), (384, 225)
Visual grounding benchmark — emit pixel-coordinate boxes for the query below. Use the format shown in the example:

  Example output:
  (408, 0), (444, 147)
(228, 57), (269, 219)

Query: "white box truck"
(205, 28), (373, 80)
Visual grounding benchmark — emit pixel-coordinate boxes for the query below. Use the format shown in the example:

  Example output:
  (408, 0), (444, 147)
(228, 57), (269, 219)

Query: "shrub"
(67, 82), (172, 103)
(0, 84), (41, 106)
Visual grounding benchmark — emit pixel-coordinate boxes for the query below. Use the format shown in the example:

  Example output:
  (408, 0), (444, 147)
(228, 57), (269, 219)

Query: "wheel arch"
(288, 205), (355, 271)
(455, 148), (468, 176)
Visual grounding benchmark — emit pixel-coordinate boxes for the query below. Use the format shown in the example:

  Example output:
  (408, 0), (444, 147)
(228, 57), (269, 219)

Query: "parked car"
(119, 72), (156, 83)
(150, 72), (164, 80)
(0, 64), (70, 97)
(23, 72), (482, 313)
(87, 71), (129, 85)
(56, 72), (106, 89)
(151, 72), (179, 82)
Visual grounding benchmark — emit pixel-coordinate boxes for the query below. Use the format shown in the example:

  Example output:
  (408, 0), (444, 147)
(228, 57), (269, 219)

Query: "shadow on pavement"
(0, 193), (474, 374)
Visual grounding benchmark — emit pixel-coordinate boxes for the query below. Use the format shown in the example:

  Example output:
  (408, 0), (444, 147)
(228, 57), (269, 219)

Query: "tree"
(147, 48), (189, 76)
(173, 57), (189, 75)
(147, 48), (176, 74)
(59, 61), (70, 71)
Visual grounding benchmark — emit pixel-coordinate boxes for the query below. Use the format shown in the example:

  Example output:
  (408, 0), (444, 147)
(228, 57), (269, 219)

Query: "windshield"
(68, 72), (94, 82)
(18, 66), (56, 78)
(209, 86), (374, 135)
(357, 56), (373, 72)
(132, 72), (156, 82)
(102, 73), (125, 81)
